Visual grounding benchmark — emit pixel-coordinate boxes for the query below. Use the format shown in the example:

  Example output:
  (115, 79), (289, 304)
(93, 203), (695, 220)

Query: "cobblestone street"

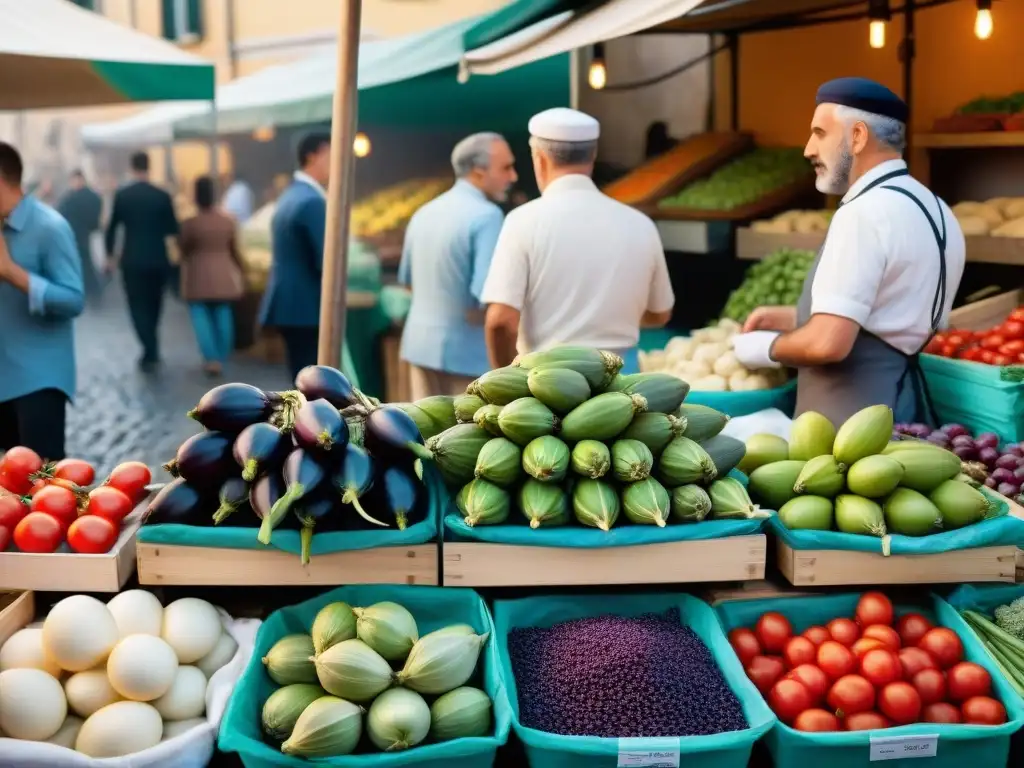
(67, 279), (290, 482)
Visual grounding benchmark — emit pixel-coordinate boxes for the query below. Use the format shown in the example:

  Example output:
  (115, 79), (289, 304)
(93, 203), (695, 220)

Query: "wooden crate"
(948, 287), (1024, 330)
(735, 227), (826, 260)
(443, 536), (766, 588)
(136, 543), (439, 586)
(649, 176), (817, 223)
(0, 591), (34, 646)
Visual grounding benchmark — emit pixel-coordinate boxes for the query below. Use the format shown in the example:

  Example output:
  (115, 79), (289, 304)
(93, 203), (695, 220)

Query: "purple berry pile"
(507, 608), (748, 738)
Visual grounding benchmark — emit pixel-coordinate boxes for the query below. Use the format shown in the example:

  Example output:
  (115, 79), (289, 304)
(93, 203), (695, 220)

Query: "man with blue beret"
(733, 77), (966, 425)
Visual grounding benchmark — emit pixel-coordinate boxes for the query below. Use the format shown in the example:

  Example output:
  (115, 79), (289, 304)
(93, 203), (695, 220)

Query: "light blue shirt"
(0, 196), (84, 403)
(398, 180), (504, 377)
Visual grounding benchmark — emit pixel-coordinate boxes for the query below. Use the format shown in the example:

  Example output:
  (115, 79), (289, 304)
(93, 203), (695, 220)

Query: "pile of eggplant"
(144, 366), (434, 564)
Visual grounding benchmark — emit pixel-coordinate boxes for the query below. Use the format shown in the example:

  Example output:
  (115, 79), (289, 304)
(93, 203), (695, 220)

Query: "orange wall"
(714, 0), (1024, 147)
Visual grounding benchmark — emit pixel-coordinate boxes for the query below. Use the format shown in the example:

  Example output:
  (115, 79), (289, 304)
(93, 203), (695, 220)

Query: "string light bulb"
(868, 0), (890, 49)
(353, 132), (371, 158)
(587, 43), (607, 90)
(975, 0), (993, 40)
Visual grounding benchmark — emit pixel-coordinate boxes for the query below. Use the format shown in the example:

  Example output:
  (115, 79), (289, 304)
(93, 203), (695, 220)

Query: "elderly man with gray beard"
(732, 77), (966, 426)
(398, 132), (518, 399)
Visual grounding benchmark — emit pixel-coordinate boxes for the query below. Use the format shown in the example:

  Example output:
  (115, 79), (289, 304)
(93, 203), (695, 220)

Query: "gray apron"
(794, 168), (948, 426)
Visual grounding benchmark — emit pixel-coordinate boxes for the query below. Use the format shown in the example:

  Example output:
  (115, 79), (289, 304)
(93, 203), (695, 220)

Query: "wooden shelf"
(914, 132), (1024, 149)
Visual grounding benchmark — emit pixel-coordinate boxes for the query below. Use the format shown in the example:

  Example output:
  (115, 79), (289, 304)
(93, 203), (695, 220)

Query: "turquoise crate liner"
(921, 354), (1024, 443)
(218, 585), (512, 768)
(948, 583), (1024, 615)
(136, 465), (446, 555)
(686, 379), (797, 418)
(493, 593), (775, 768)
(715, 592), (1024, 768)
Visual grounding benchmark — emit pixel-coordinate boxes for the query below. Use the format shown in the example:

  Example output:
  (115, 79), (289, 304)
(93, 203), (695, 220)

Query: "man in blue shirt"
(0, 143), (84, 460)
(399, 133), (517, 399)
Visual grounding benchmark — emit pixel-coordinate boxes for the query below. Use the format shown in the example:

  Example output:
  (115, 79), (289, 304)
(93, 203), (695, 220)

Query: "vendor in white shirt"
(733, 78), (965, 426)
(481, 108), (675, 372)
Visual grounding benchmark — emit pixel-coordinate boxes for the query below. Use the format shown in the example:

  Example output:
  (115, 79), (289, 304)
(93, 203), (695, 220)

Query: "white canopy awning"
(80, 101), (210, 147)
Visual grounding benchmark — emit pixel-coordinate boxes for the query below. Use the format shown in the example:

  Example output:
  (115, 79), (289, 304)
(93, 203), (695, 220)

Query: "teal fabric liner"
(136, 464), (445, 554)
(638, 327), (678, 352)
(492, 593), (775, 768)
(947, 583), (1024, 615)
(346, 304), (392, 400)
(715, 592), (1024, 768)
(218, 585), (511, 768)
(921, 354), (1024, 443)
(686, 379), (797, 418)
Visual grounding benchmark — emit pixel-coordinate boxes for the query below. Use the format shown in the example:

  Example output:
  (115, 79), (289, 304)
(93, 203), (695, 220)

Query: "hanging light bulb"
(975, 0), (994, 39)
(868, 0), (890, 49)
(587, 43), (607, 90)
(353, 132), (371, 158)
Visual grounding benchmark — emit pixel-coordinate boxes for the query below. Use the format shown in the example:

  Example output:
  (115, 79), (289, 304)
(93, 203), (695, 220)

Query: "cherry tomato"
(911, 668), (947, 705)
(946, 332), (972, 348)
(992, 354), (1013, 366)
(940, 343), (960, 358)
(897, 613), (933, 647)
(786, 664), (830, 704)
(961, 696), (1007, 725)
(746, 655), (786, 694)
(947, 662), (992, 703)
(104, 461), (152, 503)
(1001, 320), (1024, 339)
(855, 592), (894, 626)
(980, 349), (996, 364)
(918, 628), (963, 669)
(862, 625), (901, 652)
(899, 646), (939, 678)
(52, 458), (95, 488)
(29, 485), (79, 530)
(827, 618), (861, 647)
(999, 340), (1024, 356)
(818, 641), (857, 680)
(769, 678), (814, 723)
(981, 334), (1006, 350)
(0, 495), (28, 530)
(85, 486), (133, 526)
(922, 702), (961, 724)
(0, 524), (10, 551)
(784, 636), (818, 669)
(924, 338), (944, 354)
(878, 682), (922, 725)
(960, 346), (985, 363)
(827, 675), (876, 717)
(802, 626), (831, 646)
(860, 649), (903, 687)
(729, 628), (761, 667)
(756, 612), (793, 654)
(794, 708), (840, 732)
(13, 512), (63, 553)
(0, 447), (43, 494)
(67, 515), (118, 554)
(844, 711), (892, 731)
(852, 638), (887, 659)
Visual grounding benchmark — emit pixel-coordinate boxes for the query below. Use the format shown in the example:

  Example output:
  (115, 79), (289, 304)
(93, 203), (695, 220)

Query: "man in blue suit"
(259, 133), (331, 380)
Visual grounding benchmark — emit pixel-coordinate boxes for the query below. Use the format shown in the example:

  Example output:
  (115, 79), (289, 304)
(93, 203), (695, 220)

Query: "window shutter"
(161, 0), (176, 40)
(186, 0), (204, 38)
(69, 0), (94, 8)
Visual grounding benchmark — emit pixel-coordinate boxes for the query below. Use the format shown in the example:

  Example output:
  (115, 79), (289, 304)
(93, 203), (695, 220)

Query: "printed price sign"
(617, 737), (680, 768)
(869, 733), (939, 761)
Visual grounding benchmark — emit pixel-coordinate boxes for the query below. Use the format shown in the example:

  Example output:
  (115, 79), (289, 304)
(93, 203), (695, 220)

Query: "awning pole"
(317, 0), (362, 368)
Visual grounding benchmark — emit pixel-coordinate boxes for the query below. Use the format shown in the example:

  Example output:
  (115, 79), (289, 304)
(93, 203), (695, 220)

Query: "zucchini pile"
(398, 346), (766, 531)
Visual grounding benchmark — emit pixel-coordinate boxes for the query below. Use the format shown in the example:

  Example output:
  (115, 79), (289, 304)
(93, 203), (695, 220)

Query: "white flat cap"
(528, 107), (600, 142)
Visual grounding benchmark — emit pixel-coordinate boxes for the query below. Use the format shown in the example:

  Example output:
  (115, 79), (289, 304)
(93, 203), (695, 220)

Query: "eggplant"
(259, 449), (327, 544)
(164, 431), (236, 488)
(293, 398), (349, 455)
(212, 477), (250, 525)
(363, 405), (433, 463)
(144, 478), (208, 526)
(187, 383), (276, 432)
(331, 443), (386, 527)
(293, 491), (340, 565)
(249, 473), (299, 531)
(295, 365), (371, 409)
(233, 422), (290, 482)
(366, 465), (423, 530)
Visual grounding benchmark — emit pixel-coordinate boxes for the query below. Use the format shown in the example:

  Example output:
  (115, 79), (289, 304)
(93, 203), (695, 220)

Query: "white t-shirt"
(811, 159), (966, 354)
(480, 174), (674, 354)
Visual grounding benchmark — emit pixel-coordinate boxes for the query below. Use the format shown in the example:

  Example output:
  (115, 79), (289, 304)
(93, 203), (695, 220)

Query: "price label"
(617, 737), (680, 767)
(869, 734), (939, 761)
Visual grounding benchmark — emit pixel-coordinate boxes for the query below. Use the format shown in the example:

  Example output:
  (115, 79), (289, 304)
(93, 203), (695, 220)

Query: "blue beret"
(816, 77), (908, 123)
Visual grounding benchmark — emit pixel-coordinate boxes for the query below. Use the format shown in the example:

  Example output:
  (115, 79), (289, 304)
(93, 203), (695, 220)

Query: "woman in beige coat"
(179, 176), (245, 376)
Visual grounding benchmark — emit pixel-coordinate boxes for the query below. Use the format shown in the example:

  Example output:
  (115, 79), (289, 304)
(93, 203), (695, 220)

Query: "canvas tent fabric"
(0, 0), (214, 109)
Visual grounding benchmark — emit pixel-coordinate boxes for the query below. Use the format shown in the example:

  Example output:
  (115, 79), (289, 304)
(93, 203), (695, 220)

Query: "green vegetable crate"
(219, 585), (512, 767)
(715, 592), (1024, 768)
(493, 593), (775, 768)
(686, 379), (797, 418)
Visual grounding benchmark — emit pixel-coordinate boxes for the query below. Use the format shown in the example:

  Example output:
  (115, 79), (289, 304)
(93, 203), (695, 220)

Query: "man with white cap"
(481, 108), (674, 371)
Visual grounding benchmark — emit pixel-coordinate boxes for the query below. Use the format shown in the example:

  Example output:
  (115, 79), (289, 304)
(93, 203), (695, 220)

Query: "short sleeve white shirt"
(811, 159), (966, 354)
(480, 174), (674, 354)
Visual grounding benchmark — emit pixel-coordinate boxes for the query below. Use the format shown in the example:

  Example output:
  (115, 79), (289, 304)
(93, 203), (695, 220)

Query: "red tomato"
(947, 662), (992, 703)
(844, 711), (892, 731)
(860, 649), (903, 688)
(980, 349), (996, 364)
(0, 495), (28, 530)
(784, 637), (818, 669)
(0, 525), (10, 551)
(786, 664), (830, 704)
(746, 655), (786, 694)
(794, 708), (840, 732)
(911, 669), (946, 705)
(827, 675), (876, 717)
(899, 647), (939, 678)
(13, 512), (63, 553)
(992, 354), (1013, 366)
(1010, 307), (1024, 324)
(960, 346), (985, 363)
(862, 625), (901, 652)
(918, 628), (963, 669)
(85, 486), (133, 526)
(946, 332), (972, 348)
(897, 613), (933, 647)
(999, 340), (1024, 356)
(940, 344), (960, 358)
(1001, 320), (1024, 339)
(756, 612), (793, 654)
(67, 515), (118, 554)
(961, 696), (1007, 725)
(856, 592), (894, 627)
(818, 641), (857, 680)
(769, 678), (814, 723)
(922, 702), (961, 724)
(878, 682), (922, 725)
(827, 618), (861, 647)
(0, 447), (43, 494)
(29, 485), (79, 530)
(924, 338), (944, 354)
(852, 638), (887, 659)
(729, 628), (761, 668)
(802, 626), (831, 646)
(52, 458), (95, 488)
(104, 461), (152, 503)
(981, 334), (1006, 350)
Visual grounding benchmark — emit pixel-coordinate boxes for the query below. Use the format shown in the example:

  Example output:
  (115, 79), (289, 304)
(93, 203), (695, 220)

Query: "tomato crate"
(0, 591), (34, 646)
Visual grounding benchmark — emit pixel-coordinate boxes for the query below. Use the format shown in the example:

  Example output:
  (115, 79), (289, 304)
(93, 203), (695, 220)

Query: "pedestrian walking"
(57, 169), (104, 303)
(398, 132), (517, 399)
(259, 132), (332, 380)
(104, 152), (180, 372)
(179, 176), (246, 378)
(222, 173), (256, 224)
(0, 143), (84, 460)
